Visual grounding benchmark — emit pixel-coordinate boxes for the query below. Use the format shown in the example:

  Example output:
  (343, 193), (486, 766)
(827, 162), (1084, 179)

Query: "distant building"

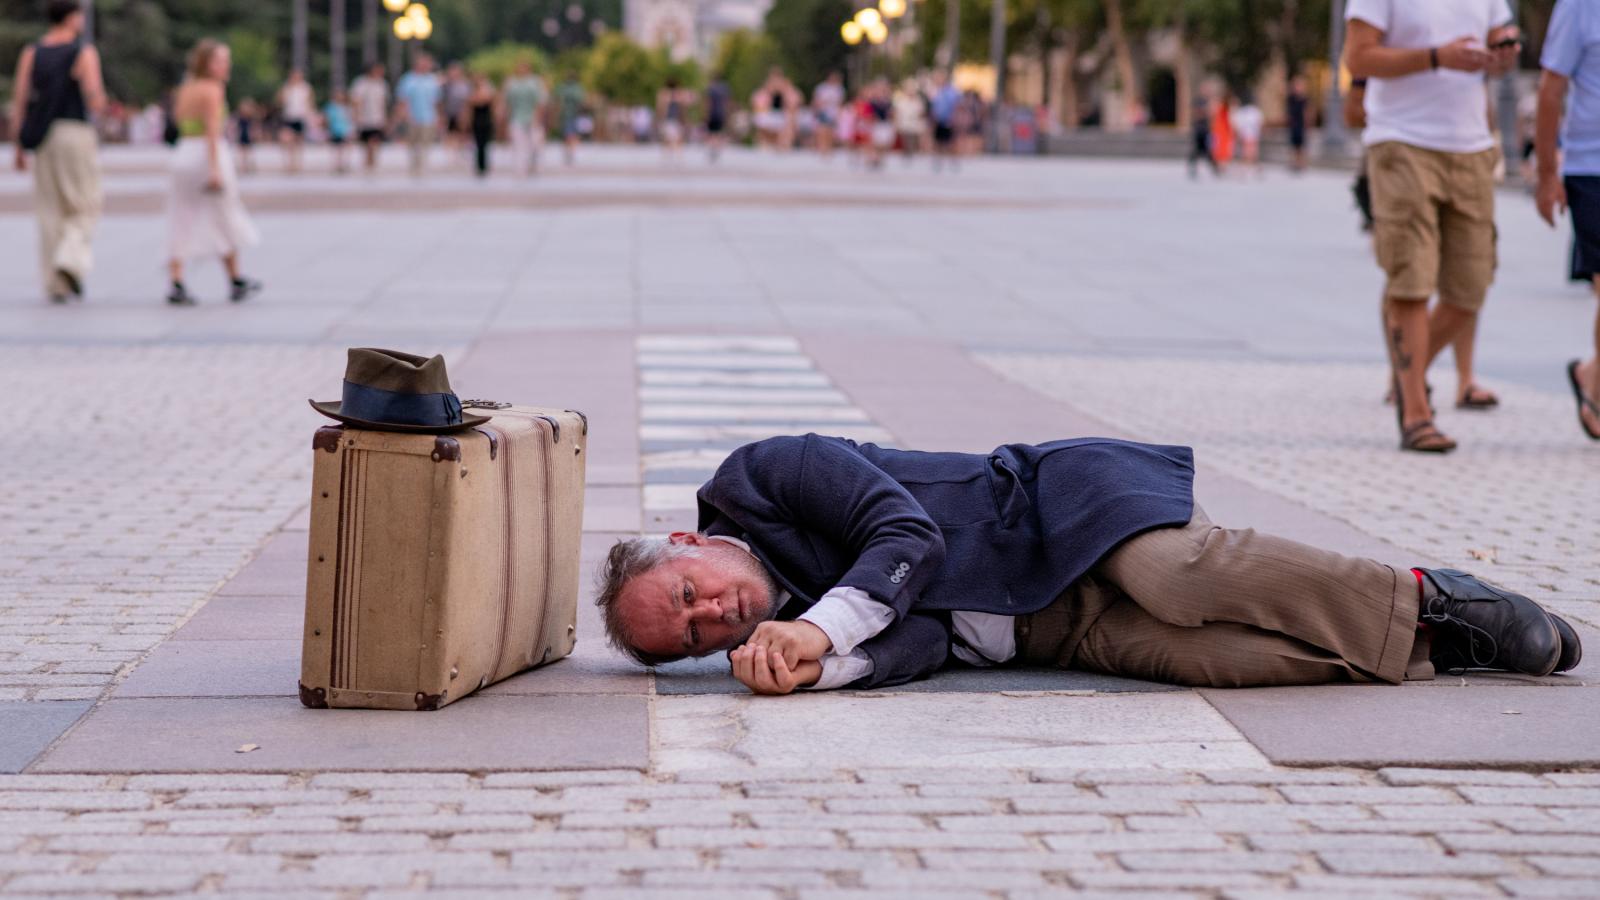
(624, 0), (771, 62)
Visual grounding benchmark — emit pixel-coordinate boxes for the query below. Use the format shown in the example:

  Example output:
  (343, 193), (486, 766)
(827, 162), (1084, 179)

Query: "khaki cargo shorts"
(1368, 141), (1499, 311)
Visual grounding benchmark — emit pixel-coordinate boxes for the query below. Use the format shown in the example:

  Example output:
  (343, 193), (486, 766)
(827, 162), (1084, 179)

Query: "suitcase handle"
(462, 399), (511, 410)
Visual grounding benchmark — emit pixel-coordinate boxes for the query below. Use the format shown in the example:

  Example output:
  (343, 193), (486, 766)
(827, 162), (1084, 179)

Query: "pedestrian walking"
(8, 0), (105, 304)
(441, 61), (471, 160)
(704, 76), (730, 163)
(463, 71), (495, 178)
(929, 71), (960, 173)
(1210, 93), (1235, 172)
(1286, 75), (1310, 172)
(165, 39), (262, 306)
(501, 60), (546, 176)
(395, 54), (442, 177)
(234, 97), (261, 174)
(812, 71), (845, 156)
(276, 68), (314, 173)
(324, 89), (353, 174)
(893, 79), (927, 164)
(1231, 93), (1264, 175)
(1345, 0), (1520, 452)
(1187, 92), (1217, 179)
(349, 62), (390, 173)
(957, 91), (985, 157)
(555, 70), (585, 166)
(860, 79), (894, 169)
(657, 77), (691, 161)
(1535, 0), (1600, 441)
(753, 68), (799, 150)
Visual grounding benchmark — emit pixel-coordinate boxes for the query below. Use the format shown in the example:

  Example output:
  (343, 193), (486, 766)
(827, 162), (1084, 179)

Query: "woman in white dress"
(166, 39), (260, 306)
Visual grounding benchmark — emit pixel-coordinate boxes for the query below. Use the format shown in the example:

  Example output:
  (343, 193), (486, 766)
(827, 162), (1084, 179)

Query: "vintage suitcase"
(299, 406), (587, 710)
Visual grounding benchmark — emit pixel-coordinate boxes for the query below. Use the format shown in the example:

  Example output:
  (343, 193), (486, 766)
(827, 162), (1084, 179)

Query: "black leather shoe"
(1418, 568), (1560, 677)
(1550, 613), (1583, 674)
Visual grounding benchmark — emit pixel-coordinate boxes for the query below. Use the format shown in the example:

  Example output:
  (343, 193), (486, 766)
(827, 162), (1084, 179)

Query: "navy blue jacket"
(696, 434), (1195, 688)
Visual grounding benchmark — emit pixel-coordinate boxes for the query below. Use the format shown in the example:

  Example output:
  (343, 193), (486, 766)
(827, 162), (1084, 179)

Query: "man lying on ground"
(597, 434), (1580, 693)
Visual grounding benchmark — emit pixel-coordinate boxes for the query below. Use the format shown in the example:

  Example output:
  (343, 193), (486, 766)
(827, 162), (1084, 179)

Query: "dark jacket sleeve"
(856, 613), (950, 689)
(701, 434), (946, 621)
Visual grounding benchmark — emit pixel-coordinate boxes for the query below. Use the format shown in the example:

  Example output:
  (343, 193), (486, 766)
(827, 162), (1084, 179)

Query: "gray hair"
(594, 538), (699, 667)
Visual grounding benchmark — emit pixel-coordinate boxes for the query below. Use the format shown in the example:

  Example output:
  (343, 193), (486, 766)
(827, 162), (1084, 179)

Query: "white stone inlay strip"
(642, 404), (870, 423)
(642, 370), (832, 388)
(636, 335), (801, 353)
(637, 353), (814, 371)
(641, 424), (895, 443)
(640, 387), (850, 405)
(643, 449), (734, 470)
(644, 483), (703, 511)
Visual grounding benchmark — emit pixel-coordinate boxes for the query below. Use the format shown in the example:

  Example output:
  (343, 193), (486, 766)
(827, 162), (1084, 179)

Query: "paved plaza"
(2, 144), (1599, 896)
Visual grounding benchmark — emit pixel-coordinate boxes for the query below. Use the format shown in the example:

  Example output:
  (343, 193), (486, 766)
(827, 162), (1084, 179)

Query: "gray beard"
(713, 551), (785, 654)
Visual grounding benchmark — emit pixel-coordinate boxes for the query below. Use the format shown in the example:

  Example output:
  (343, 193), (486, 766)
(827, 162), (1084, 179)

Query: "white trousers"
(508, 120), (544, 176)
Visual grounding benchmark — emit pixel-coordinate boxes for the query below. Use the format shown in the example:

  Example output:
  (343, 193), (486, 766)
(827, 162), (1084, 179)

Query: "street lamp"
(382, 0), (406, 12)
(394, 3), (431, 42)
(880, 0), (906, 19)
(854, 7), (883, 29)
(865, 22), (888, 44)
(841, 20), (864, 44)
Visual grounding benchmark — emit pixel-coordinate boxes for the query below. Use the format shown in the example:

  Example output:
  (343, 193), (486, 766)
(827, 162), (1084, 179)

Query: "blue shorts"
(1567, 175), (1600, 280)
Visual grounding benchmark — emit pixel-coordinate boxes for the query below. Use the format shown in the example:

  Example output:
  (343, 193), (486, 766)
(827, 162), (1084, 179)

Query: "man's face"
(618, 536), (781, 659)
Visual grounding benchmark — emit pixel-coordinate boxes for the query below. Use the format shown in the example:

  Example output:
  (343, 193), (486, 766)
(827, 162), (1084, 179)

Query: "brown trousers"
(1015, 507), (1431, 687)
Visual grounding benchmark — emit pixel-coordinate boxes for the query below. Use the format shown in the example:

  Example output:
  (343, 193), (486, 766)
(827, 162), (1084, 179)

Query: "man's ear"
(667, 531), (709, 546)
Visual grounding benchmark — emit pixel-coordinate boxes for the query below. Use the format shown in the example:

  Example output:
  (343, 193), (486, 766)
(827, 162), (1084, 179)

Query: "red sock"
(1411, 568), (1428, 632)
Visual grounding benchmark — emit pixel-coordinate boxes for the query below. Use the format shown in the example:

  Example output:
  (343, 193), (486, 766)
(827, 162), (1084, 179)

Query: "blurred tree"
(712, 28), (778, 101)
(1, 0), (629, 105)
(917, 0), (992, 68)
(225, 27), (283, 105)
(655, 48), (703, 90)
(763, 0), (852, 92)
(466, 42), (552, 82)
(583, 32), (659, 106)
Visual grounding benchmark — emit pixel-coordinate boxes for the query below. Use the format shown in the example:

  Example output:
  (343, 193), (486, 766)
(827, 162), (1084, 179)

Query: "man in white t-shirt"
(1344, 0), (1519, 453)
(349, 62), (390, 173)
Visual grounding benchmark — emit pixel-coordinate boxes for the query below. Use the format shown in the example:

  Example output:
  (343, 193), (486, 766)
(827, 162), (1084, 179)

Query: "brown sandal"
(1456, 384), (1499, 410)
(1393, 374), (1456, 453)
(1401, 419), (1458, 453)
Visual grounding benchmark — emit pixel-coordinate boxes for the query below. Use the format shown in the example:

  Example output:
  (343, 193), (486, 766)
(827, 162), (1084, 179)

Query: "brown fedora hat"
(309, 348), (490, 434)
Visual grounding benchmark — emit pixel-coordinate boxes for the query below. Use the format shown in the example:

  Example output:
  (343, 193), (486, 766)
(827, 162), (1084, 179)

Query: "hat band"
(340, 380), (464, 427)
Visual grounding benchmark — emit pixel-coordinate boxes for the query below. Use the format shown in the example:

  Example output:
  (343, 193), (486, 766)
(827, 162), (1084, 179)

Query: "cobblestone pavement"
(977, 355), (1600, 631)
(5, 767), (1600, 897)
(0, 345), (350, 701)
(3, 147), (1599, 896)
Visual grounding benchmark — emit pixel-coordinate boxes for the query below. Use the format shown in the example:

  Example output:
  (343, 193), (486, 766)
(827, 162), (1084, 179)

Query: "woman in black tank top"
(8, 0), (104, 303)
(28, 42), (89, 129)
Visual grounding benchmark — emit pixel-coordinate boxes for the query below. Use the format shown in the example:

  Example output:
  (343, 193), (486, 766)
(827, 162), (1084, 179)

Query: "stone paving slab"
(653, 654), (1179, 695)
(171, 590), (303, 642)
(654, 693), (1270, 772)
(112, 640), (298, 699)
(0, 703), (91, 774)
(32, 695), (648, 773)
(1203, 685), (1600, 768)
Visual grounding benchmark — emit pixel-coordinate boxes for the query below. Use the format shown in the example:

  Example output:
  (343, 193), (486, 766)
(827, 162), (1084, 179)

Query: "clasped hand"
(729, 620), (830, 695)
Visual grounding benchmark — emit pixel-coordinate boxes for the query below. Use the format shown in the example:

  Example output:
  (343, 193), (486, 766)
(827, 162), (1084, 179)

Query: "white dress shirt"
(798, 592), (1016, 689)
(713, 535), (1015, 690)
